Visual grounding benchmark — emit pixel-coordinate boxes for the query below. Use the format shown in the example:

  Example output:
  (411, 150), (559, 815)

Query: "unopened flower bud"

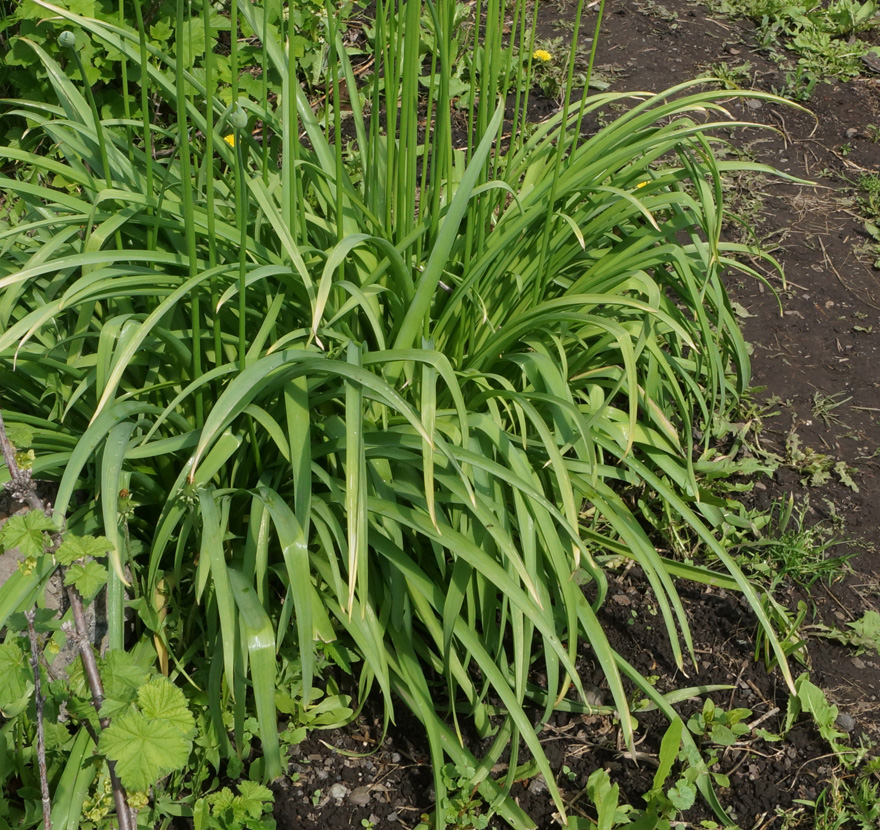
(229, 105), (248, 131)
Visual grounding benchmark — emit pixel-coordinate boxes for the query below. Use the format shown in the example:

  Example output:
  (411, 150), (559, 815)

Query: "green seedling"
(785, 674), (850, 760)
(688, 698), (752, 747)
(812, 610), (880, 655)
(707, 60), (754, 89)
(439, 763), (490, 830)
(725, 496), (854, 592)
(195, 782), (275, 830)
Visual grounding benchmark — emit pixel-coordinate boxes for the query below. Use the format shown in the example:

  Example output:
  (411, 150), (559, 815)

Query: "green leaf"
(63, 560), (108, 600)
(847, 610), (880, 655)
(708, 723), (737, 746)
(236, 781), (274, 819)
(0, 511), (56, 557)
(100, 710), (193, 791)
(667, 778), (697, 811)
(100, 651), (151, 709)
(5, 423), (33, 448)
(207, 787), (236, 814)
(6, 608), (60, 633)
(138, 676), (196, 738)
(55, 533), (114, 565)
(0, 642), (32, 714)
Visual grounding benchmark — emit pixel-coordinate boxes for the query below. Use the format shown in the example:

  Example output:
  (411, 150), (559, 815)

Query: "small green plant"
(708, 60), (754, 89)
(785, 673), (850, 760)
(786, 430), (859, 490)
(856, 172), (880, 217)
(581, 717), (739, 828)
(439, 764), (490, 830)
(812, 610), (880, 655)
(688, 698), (752, 747)
(723, 496), (854, 591)
(195, 782), (276, 830)
(771, 65), (820, 100)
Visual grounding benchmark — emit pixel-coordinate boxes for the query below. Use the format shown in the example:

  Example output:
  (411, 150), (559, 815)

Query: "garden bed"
(270, 1), (880, 828)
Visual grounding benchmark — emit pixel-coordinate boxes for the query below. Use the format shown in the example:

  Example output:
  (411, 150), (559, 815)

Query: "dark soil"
(273, 2), (880, 828)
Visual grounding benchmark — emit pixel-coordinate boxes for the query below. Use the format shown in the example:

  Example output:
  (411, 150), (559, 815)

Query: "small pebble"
(329, 783), (349, 800)
(349, 786), (372, 806)
(745, 99), (762, 110)
(391, 752), (401, 764)
(528, 775), (548, 795)
(585, 686), (604, 708)
(846, 127), (859, 138)
(836, 712), (856, 733)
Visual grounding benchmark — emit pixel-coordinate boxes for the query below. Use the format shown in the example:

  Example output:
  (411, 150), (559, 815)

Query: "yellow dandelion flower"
(532, 49), (552, 62)
(223, 134), (236, 148)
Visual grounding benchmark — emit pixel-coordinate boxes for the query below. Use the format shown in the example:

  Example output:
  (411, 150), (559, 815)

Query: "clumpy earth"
(272, 2), (880, 828)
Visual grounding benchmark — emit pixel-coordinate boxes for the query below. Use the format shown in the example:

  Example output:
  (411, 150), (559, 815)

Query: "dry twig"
(25, 610), (52, 830)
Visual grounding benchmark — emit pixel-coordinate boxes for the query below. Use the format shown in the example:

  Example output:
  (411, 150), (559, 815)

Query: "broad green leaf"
(0, 642), (32, 713)
(6, 607), (60, 632)
(5, 423), (33, 448)
(63, 561), (108, 600)
(235, 781), (274, 819)
(55, 533), (114, 566)
(100, 710), (192, 791)
(98, 651), (150, 716)
(667, 779), (697, 811)
(138, 676), (196, 738)
(0, 511), (56, 557)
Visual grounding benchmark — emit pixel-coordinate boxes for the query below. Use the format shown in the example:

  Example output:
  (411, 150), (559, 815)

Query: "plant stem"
(66, 586), (133, 830)
(0, 409), (42, 512)
(25, 610), (52, 830)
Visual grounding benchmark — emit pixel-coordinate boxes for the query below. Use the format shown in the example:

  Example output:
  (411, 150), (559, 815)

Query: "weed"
(716, 0), (880, 79)
(708, 60), (755, 88)
(439, 764), (490, 830)
(856, 172), (880, 216)
(812, 609), (880, 655)
(811, 390), (852, 427)
(771, 66), (820, 100)
(688, 698), (753, 747)
(785, 429), (859, 490)
(726, 496), (855, 590)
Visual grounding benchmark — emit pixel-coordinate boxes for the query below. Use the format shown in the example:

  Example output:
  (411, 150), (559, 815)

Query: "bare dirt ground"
(271, 3), (880, 828)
